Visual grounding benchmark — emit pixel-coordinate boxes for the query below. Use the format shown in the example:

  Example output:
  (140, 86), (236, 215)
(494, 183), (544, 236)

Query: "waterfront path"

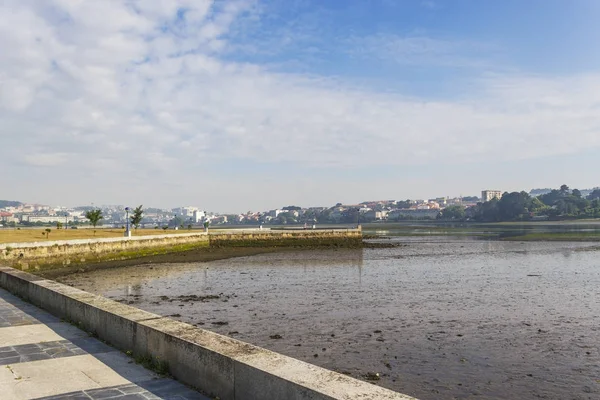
(0, 287), (209, 400)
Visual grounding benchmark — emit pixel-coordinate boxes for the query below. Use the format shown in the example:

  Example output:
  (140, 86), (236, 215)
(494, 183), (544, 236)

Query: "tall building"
(481, 190), (503, 202)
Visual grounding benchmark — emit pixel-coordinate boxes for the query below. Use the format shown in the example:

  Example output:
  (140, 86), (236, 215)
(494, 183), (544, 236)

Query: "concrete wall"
(209, 229), (362, 248)
(0, 229), (362, 271)
(0, 233), (209, 271)
(0, 266), (415, 400)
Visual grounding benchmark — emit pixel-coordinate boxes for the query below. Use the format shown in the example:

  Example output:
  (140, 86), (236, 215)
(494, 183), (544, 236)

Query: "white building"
(26, 215), (75, 223)
(481, 190), (503, 202)
(192, 210), (205, 223)
(172, 207), (205, 221)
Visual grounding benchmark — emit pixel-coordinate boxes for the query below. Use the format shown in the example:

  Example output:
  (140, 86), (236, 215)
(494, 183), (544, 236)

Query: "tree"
(528, 197), (548, 213)
(130, 205), (144, 229)
(396, 200), (412, 209)
(587, 189), (600, 201)
(572, 189), (582, 198)
(539, 189), (562, 206)
(85, 209), (103, 228)
(471, 198), (500, 222)
(169, 215), (184, 228)
(438, 205), (466, 220)
(56, 222), (63, 230)
(497, 191), (531, 221)
(317, 209), (332, 223)
(556, 199), (579, 216)
(45, 228), (51, 239)
(559, 184), (570, 195)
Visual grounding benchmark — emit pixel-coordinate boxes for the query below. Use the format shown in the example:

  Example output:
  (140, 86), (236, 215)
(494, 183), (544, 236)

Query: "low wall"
(0, 229), (362, 272)
(0, 266), (415, 400)
(209, 229), (363, 248)
(0, 233), (210, 271)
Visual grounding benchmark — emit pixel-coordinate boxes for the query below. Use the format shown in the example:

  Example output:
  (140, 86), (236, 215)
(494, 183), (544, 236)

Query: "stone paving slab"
(0, 288), (210, 400)
(0, 339), (91, 366)
(0, 324), (66, 347)
(34, 380), (211, 400)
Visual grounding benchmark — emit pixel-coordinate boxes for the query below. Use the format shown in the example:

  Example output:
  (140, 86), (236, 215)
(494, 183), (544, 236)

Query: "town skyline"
(0, 184), (600, 214)
(0, 184), (600, 223)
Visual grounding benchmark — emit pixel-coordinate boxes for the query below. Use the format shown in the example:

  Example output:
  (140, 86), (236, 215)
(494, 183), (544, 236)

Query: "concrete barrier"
(0, 233), (210, 271)
(0, 265), (416, 400)
(0, 229), (362, 272)
(209, 229), (362, 248)
(0, 232), (209, 250)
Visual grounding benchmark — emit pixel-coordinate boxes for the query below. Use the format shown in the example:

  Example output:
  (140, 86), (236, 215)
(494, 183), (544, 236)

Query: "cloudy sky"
(2, 0), (600, 212)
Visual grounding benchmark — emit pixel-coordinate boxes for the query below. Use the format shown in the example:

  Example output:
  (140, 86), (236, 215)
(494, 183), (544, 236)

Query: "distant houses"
(0, 192), (492, 227)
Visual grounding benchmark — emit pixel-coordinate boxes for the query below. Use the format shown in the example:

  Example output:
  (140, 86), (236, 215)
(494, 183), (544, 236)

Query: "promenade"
(0, 287), (209, 400)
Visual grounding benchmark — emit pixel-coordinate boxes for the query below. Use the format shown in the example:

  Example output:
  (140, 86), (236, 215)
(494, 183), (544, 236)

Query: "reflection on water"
(366, 221), (600, 239)
(61, 239), (600, 400)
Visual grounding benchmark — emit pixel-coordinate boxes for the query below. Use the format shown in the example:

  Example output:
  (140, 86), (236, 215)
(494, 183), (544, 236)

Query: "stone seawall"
(209, 229), (363, 248)
(0, 229), (362, 272)
(0, 233), (210, 271)
(0, 266), (414, 400)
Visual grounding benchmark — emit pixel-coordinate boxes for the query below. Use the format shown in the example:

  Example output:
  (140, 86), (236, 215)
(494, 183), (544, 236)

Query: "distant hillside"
(529, 188), (552, 196)
(530, 187), (598, 197)
(0, 200), (22, 208)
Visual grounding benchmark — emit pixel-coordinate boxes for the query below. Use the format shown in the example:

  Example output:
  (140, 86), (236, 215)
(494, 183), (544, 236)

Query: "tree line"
(439, 185), (600, 222)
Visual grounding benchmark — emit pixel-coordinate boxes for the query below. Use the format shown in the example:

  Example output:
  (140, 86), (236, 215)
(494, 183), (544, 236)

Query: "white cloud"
(1, 0), (599, 209)
(23, 153), (69, 167)
(347, 34), (497, 68)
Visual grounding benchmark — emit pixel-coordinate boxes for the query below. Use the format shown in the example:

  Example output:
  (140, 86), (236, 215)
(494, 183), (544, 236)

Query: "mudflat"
(36, 246), (282, 279)
(59, 238), (600, 400)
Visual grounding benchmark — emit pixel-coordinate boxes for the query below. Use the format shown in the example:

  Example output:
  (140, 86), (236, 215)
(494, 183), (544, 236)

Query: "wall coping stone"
(0, 228), (361, 250)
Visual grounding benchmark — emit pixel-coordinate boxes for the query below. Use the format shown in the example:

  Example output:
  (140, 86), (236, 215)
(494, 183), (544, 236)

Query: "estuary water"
(60, 237), (600, 400)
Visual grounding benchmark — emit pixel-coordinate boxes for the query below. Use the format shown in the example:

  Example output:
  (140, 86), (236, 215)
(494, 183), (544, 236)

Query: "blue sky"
(1, 0), (599, 212)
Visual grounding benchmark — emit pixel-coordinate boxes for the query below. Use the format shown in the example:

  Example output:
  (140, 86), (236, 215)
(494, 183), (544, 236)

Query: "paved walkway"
(0, 288), (210, 400)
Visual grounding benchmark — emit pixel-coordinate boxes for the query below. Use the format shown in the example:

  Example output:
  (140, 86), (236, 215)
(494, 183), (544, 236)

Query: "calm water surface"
(61, 237), (600, 400)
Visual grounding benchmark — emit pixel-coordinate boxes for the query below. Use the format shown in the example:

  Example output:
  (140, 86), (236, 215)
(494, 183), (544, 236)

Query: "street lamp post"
(124, 207), (131, 237)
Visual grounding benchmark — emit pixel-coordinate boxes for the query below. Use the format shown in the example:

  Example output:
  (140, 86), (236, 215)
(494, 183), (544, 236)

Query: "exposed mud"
(36, 247), (285, 279)
(36, 241), (368, 279)
(59, 239), (600, 400)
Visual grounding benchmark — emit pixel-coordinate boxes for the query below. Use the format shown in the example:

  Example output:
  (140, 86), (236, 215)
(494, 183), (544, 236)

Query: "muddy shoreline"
(36, 247), (285, 279)
(58, 239), (600, 400)
(35, 239), (394, 279)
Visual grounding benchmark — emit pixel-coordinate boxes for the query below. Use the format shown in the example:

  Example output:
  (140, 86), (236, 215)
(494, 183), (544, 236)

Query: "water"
(60, 237), (600, 400)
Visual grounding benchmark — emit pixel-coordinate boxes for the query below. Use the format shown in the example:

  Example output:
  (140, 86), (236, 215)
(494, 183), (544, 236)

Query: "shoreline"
(35, 246), (288, 279)
(3, 229), (362, 276)
(55, 238), (600, 400)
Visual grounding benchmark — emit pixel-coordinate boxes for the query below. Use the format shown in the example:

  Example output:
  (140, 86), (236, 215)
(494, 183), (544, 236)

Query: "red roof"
(0, 212), (13, 217)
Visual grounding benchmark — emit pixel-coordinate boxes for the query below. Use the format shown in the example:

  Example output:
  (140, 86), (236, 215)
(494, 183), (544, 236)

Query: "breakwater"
(0, 229), (361, 272)
(0, 232), (210, 271)
(210, 228), (363, 247)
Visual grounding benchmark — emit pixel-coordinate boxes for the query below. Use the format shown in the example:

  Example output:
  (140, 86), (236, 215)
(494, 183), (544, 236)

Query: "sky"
(1, 0), (600, 213)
